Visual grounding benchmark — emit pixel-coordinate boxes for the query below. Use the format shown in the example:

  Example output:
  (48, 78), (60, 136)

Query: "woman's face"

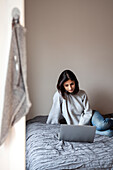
(63, 80), (75, 93)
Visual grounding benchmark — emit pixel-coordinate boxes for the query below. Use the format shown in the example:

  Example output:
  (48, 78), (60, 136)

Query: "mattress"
(26, 116), (113, 170)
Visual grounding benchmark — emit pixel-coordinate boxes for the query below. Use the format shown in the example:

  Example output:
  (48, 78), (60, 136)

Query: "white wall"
(26, 0), (113, 120)
(0, 0), (25, 170)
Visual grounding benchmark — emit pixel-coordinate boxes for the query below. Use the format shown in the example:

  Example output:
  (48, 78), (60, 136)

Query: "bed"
(26, 116), (113, 170)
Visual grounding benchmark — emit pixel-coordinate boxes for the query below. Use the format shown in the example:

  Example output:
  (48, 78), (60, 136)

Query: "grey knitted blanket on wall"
(0, 24), (31, 145)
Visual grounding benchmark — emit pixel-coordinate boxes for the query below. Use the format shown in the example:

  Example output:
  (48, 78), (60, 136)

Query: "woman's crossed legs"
(91, 110), (113, 137)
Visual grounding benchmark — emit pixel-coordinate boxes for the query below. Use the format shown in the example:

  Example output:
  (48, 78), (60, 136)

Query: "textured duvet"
(26, 116), (113, 170)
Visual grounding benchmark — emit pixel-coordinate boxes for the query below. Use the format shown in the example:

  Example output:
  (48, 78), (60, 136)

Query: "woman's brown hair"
(57, 70), (79, 98)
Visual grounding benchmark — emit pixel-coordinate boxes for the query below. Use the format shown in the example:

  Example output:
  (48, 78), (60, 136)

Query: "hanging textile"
(0, 23), (32, 145)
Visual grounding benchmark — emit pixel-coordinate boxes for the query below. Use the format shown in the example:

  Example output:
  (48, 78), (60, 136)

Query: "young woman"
(46, 70), (113, 137)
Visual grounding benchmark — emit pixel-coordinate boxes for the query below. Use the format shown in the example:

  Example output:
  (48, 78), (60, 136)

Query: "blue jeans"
(91, 110), (113, 137)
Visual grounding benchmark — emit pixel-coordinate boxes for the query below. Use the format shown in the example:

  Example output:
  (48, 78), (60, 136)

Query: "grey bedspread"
(26, 116), (113, 170)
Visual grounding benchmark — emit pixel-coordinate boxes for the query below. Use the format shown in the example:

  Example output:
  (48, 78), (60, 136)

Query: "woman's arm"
(79, 91), (92, 125)
(46, 91), (62, 124)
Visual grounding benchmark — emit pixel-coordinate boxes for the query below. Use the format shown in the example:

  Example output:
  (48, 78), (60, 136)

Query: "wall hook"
(12, 7), (20, 26)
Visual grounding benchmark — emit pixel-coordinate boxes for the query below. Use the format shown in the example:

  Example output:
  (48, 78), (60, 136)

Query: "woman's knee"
(96, 123), (104, 130)
(91, 110), (104, 129)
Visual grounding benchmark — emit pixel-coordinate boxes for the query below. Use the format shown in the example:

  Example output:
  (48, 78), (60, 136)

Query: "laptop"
(59, 124), (96, 143)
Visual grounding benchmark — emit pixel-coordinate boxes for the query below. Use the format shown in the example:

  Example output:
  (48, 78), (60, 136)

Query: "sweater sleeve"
(79, 91), (92, 125)
(46, 91), (62, 124)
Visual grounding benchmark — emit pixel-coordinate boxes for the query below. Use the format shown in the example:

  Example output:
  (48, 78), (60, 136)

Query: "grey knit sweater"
(46, 90), (92, 125)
